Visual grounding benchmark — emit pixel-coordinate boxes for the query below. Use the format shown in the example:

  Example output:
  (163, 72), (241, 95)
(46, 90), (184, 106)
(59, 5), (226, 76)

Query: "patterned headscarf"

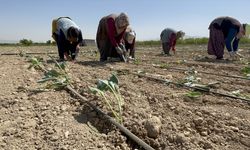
(116, 13), (130, 29)
(126, 30), (136, 44)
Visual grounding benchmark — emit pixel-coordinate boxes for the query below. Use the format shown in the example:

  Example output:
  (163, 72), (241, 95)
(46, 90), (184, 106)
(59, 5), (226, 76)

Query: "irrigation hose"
(0, 52), (57, 55)
(165, 67), (249, 80)
(132, 72), (250, 104)
(66, 85), (155, 150)
(42, 56), (155, 150)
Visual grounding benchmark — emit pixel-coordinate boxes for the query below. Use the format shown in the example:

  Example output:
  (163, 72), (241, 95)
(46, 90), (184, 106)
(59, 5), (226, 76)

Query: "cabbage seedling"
(90, 74), (124, 123)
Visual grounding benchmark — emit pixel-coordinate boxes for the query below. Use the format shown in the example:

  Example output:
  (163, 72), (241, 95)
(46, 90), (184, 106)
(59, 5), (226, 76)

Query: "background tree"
(19, 39), (33, 46)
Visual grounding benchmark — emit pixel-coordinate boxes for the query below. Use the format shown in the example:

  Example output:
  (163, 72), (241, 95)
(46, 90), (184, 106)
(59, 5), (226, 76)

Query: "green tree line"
(1, 37), (250, 46)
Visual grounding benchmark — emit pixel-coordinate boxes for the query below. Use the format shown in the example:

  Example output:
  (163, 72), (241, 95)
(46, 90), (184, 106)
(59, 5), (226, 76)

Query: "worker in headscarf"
(96, 13), (130, 62)
(207, 16), (246, 60)
(52, 17), (83, 61)
(160, 28), (185, 56)
(123, 26), (136, 59)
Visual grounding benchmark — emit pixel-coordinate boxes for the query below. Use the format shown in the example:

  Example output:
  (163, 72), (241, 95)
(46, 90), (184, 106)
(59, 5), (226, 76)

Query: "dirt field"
(0, 45), (250, 150)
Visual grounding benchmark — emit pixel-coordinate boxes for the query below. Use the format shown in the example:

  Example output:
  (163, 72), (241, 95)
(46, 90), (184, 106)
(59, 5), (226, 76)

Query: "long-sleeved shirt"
(107, 18), (125, 48)
(160, 28), (177, 51)
(55, 17), (83, 44)
(209, 16), (241, 38)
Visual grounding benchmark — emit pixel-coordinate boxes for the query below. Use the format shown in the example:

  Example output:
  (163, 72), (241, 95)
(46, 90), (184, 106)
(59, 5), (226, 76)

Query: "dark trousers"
(125, 44), (135, 58)
(54, 33), (77, 60)
(98, 39), (121, 61)
(162, 42), (171, 54)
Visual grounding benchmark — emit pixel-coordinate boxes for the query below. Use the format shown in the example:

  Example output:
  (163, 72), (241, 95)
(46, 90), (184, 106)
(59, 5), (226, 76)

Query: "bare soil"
(0, 45), (250, 150)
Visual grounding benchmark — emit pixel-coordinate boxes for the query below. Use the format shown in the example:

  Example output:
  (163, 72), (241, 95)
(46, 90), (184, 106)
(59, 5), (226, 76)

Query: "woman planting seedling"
(52, 17), (83, 62)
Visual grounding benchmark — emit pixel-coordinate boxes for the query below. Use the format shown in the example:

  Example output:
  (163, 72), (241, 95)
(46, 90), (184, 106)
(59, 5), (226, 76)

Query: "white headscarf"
(126, 30), (136, 44)
(116, 13), (130, 29)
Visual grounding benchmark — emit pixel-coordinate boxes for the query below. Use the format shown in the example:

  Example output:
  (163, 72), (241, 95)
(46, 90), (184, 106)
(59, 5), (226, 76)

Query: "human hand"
(119, 43), (126, 52)
(115, 46), (123, 55)
(64, 52), (72, 61)
(128, 56), (135, 61)
(116, 45), (128, 62)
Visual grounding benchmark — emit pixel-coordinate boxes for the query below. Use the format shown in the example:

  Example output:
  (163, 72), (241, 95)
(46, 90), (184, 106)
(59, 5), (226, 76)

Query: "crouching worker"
(52, 17), (83, 61)
(207, 16), (246, 60)
(160, 28), (185, 56)
(123, 27), (136, 60)
(96, 13), (130, 62)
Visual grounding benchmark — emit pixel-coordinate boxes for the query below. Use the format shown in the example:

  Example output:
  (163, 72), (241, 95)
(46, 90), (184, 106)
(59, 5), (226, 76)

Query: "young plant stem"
(99, 91), (121, 122)
(133, 72), (250, 104)
(66, 85), (154, 150)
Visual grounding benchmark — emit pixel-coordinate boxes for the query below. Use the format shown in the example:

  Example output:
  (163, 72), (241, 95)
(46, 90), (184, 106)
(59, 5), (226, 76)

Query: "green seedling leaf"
(55, 61), (66, 70)
(137, 70), (146, 74)
(177, 59), (187, 64)
(164, 79), (171, 85)
(90, 74), (123, 123)
(159, 63), (169, 69)
(97, 79), (109, 91)
(185, 75), (196, 82)
(185, 91), (202, 99)
(89, 87), (103, 94)
(30, 57), (38, 63)
(241, 66), (250, 77)
(231, 90), (241, 96)
(45, 69), (61, 77)
(109, 74), (119, 85)
(133, 58), (140, 65)
(37, 77), (57, 83)
(108, 81), (119, 92)
(27, 57), (44, 70)
(207, 81), (220, 88)
(19, 51), (26, 57)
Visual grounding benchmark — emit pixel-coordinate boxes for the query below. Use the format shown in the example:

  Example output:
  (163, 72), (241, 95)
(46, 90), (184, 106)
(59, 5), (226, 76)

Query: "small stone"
(61, 105), (67, 111)
(50, 135), (59, 141)
(19, 107), (26, 111)
(64, 131), (69, 138)
(200, 131), (208, 136)
(203, 142), (213, 149)
(230, 126), (239, 132)
(144, 116), (162, 138)
(75, 101), (80, 106)
(175, 133), (187, 144)
(193, 117), (203, 126)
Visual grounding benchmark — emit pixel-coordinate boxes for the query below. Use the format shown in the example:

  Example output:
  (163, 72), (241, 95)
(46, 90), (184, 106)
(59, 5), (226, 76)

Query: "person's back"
(160, 28), (176, 43)
(207, 16), (246, 60)
(96, 12), (130, 62)
(52, 17), (83, 61)
(160, 28), (184, 55)
(56, 18), (80, 39)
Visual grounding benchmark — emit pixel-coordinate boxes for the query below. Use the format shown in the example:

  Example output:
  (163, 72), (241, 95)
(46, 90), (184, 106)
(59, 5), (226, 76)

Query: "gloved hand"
(116, 46), (127, 62)
(119, 43), (126, 52)
(115, 46), (123, 55)
(128, 56), (135, 61)
(120, 43), (128, 59)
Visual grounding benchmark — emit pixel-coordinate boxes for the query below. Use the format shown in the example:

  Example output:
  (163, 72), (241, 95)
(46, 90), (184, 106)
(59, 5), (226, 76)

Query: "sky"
(0, 0), (249, 42)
